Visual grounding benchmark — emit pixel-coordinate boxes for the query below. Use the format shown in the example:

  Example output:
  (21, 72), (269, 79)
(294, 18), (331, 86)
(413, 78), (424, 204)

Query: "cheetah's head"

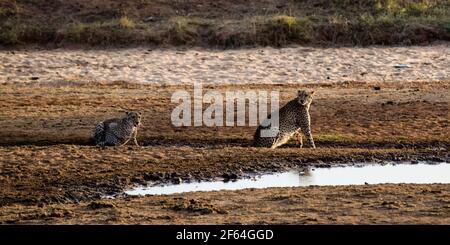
(297, 90), (315, 106)
(126, 111), (142, 127)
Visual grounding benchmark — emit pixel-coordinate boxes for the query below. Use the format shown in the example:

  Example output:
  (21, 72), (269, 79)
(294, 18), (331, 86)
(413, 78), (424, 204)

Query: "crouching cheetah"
(93, 111), (142, 146)
(253, 90), (316, 149)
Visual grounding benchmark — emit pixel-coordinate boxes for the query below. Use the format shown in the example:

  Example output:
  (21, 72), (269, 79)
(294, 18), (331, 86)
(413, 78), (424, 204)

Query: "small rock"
(222, 173), (238, 181)
(431, 157), (444, 162)
(143, 173), (161, 181)
(373, 86), (381, 90)
(131, 177), (145, 184)
(316, 163), (331, 168)
(185, 173), (193, 179)
(30, 77), (39, 80)
(144, 16), (157, 22)
(410, 160), (419, 164)
(394, 64), (409, 69)
(172, 177), (182, 184)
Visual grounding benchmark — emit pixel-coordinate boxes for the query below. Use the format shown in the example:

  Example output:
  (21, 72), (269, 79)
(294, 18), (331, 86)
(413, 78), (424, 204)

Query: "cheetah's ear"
(125, 111), (131, 116)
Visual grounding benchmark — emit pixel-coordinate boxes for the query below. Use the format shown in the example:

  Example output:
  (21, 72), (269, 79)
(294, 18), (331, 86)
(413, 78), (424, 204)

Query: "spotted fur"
(93, 111), (142, 147)
(253, 90), (315, 149)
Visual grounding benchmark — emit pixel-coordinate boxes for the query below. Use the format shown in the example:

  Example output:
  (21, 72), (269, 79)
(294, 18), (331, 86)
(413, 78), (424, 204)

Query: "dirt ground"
(2, 184), (450, 224)
(0, 80), (449, 224)
(2, 45), (449, 84)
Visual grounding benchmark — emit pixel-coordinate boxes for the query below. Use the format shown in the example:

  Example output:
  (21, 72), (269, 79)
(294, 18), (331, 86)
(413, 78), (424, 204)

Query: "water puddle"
(125, 162), (450, 196)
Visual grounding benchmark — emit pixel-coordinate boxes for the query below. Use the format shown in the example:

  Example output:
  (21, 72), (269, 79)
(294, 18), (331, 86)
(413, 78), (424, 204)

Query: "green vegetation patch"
(0, 0), (448, 47)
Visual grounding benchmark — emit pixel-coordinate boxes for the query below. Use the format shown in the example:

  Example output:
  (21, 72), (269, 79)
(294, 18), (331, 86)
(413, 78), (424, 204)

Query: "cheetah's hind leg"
(98, 141), (107, 149)
(93, 122), (106, 146)
(296, 131), (303, 148)
(271, 134), (290, 149)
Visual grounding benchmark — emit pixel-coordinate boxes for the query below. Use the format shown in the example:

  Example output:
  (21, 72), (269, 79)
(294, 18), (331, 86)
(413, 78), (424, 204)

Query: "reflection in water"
(125, 162), (450, 196)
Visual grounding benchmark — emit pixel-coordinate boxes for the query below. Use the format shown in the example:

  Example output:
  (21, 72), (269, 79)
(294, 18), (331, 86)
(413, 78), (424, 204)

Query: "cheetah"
(93, 111), (142, 147)
(253, 90), (316, 149)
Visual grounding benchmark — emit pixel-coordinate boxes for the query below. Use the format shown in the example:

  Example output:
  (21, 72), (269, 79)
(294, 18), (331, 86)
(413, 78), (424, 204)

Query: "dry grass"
(0, 0), (448, 47)
(118, 16), (135, 29)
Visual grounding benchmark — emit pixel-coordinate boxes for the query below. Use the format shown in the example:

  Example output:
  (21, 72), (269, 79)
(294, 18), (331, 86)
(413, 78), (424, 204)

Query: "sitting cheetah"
(93, 111), (142, 146)
(253, 90), (316, 149)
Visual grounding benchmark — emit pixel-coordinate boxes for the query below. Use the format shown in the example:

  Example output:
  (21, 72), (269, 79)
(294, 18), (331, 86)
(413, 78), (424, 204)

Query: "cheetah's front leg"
(301, 126), (315, 148)
(133, 129), (139, 146)
(119, 138), (131, 147)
